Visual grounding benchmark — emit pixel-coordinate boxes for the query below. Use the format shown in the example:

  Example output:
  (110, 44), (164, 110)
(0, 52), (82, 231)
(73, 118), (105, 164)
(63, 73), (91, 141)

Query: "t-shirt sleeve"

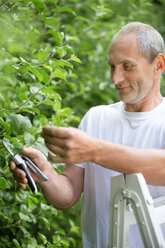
(73, 111), (90, 169)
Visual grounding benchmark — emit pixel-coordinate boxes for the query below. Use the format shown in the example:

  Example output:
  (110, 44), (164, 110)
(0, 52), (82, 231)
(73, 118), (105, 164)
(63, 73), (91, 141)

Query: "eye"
(124, 64), (133, 71)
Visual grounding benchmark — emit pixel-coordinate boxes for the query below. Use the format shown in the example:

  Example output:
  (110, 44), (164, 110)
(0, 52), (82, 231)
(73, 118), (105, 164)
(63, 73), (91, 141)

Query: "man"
(11, 22), (165, 247)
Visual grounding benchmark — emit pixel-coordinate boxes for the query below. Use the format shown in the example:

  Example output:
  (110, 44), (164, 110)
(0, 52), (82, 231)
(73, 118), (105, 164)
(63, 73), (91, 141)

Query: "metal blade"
(2, 138), (15, 157)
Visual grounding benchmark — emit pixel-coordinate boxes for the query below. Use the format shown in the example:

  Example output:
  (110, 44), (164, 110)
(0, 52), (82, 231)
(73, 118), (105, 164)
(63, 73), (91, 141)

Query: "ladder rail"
(109, 173), (165, 248)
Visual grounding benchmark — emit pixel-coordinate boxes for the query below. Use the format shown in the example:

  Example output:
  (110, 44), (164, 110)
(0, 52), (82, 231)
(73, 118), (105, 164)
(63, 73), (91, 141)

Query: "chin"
(119, 95), (134, 103)
(119, 88), (139, 101)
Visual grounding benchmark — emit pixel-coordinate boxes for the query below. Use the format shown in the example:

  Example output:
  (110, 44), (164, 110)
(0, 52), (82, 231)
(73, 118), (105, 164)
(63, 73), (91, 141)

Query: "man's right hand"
(9, 147), (52, 190)
(9, 146), (84, 210)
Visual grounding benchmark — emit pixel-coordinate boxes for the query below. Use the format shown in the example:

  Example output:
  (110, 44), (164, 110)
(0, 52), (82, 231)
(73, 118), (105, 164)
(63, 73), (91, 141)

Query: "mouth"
(116, 85), (130, 92)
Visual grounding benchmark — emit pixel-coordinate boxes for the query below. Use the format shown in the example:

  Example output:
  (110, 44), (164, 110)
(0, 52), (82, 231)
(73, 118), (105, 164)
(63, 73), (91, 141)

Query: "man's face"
(108, 33), (155, 105)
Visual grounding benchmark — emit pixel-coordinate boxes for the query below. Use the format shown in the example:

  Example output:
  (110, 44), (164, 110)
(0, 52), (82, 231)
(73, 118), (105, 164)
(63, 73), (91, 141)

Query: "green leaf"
(63, 45), (74, 54)
(53, 234), (61, 243)
(37, 50), (49, 63)
(19, 212), (31, 222)
(38, 216), (50, 230)
(38, 232), (47, 245)
(64, 24), (76, 34)
(0, 75), (16, 90)
(0, 117), (11, 134)
(61, 240), (70, 247)
(57, 107), (73, 117)
(0, 177), (8, 190)
(51, 59), (73, 69)
(32, 137), (49, 156)
(30, 86), (41, 94)
(67, 237), (76, 248)
(13, 239), (21, 248)
(75, 16), (89, 23)
(53, 99), (61, 112)
(21, 107), (40, 115)
(8, 217), (14, 223)
(26, 65), (43, 82)
(57, 7), (76, 16)
(42, 99), (55, 106)
(18, 92), (29, 101)
(45, 17), (60, 29)
(55, 47), (67, 58)
(42, 64), (52, 72)
(18, 225), (30, 237)
(66, 36), (79, 41)
(6, 114), (32, 136)
(32, 0), (46, 12)
(46, 0), (58, 3)
(51, 68), (66, 80)
(48, 31), (64, 46)
(0, 93), (5, 107)
(33, 115), (48, 127)
(19, 57), (26, 63)
(41, 87), (61, 100)
(24, 133), (36, 146)
(12, 139), (24, 155)
(55, 229), (66, 236)
(70, 54), (82, 63)
(0, 153), (6, 167)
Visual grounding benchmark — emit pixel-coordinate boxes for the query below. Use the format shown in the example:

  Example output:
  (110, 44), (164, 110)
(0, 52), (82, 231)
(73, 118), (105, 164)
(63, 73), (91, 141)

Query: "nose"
(111, 67), (125, 85)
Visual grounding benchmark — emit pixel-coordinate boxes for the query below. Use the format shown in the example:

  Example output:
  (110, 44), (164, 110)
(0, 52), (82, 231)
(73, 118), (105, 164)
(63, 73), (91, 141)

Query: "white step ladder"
(109, 173), (165, 248)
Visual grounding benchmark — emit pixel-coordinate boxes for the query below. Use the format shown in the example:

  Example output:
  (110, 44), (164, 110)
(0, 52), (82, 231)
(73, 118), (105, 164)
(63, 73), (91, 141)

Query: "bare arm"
(93, 140), (165, 185)
(41, 126), (165, 186)
(40, 164), (84, 209)
(10, 148), (84, 210)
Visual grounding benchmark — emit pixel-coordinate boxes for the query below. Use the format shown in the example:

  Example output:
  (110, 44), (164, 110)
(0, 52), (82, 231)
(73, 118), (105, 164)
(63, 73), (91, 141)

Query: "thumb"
(48, 151), (64, 164)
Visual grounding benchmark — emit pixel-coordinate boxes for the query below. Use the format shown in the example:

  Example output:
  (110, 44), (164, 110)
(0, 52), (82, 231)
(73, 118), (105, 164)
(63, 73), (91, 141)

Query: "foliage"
(0, 0), (82, 247)
(0, 0), (165, 247)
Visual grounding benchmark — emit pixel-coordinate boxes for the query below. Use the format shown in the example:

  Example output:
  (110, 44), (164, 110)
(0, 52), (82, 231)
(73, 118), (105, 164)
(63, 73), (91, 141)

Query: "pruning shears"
(2, 138), (48, 195)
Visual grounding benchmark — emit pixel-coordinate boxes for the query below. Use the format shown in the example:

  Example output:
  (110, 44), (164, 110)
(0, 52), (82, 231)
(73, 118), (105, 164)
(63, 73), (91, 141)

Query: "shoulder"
(88, 102), (122, 116)
(79, 102), (121, 131)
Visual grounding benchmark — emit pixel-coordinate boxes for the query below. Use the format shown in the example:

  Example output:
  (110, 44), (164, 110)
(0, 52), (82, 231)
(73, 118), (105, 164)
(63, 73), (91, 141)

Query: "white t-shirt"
(75, 99), (165, 248)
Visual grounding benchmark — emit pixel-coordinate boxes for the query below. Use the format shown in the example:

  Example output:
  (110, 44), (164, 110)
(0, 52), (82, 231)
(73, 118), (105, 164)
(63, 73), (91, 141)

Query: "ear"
(154, 53), (165, 75)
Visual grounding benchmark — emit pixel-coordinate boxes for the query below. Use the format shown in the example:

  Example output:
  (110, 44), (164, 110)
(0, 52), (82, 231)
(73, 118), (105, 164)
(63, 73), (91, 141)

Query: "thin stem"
(0, 202), (20, 210)
(0, 220), (22, 229)
(0, 87), (47, 114)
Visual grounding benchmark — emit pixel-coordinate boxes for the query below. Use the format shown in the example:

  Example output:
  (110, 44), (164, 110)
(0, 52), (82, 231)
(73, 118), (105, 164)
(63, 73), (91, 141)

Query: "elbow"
(52, 203), (74, 210)
(47, 191), (78, 210)
(143, 169), (165, 186)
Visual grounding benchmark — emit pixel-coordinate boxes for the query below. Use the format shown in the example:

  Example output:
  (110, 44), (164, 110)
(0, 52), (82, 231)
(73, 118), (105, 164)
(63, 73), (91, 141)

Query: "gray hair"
(112, 22), (165, 63)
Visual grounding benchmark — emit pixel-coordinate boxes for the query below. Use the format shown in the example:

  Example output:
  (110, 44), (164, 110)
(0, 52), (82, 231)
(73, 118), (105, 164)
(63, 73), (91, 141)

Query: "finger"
(48, 152), (65, 163)
(21, 147), (37, 159)
(21, 147), (36, 157)
(21, 147), (44, 160)
(42, 135), (67, 148)
(45, 142), (65, 156)
(13, 169), (27, 183)
(18, 182), (27, 190)
(42, 126), (72, 139)
(14, 174), (28, 185)
(10, 164), (26, 179)
(9, 160), (17, 171)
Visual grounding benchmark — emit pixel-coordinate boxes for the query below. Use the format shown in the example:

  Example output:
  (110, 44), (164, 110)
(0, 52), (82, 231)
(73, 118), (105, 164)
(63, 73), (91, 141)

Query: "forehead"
(109, 33), (140, 64)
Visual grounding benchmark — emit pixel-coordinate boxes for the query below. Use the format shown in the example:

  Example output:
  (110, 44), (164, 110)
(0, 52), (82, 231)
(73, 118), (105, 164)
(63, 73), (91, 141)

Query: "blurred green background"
(0, 0), (165, 247)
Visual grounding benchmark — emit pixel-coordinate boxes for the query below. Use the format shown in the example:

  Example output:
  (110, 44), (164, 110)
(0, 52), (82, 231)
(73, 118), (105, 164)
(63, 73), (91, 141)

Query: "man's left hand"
(41, 126), (96, 164)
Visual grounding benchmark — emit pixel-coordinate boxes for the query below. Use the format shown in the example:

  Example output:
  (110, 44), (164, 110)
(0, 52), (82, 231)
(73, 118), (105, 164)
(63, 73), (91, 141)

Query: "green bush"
(0, 1), (82, 247)
(0, 0), (164, 247)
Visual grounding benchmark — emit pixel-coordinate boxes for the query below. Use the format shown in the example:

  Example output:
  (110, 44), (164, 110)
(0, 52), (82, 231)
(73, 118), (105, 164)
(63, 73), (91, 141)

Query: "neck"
(124, 93), (163, 112)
